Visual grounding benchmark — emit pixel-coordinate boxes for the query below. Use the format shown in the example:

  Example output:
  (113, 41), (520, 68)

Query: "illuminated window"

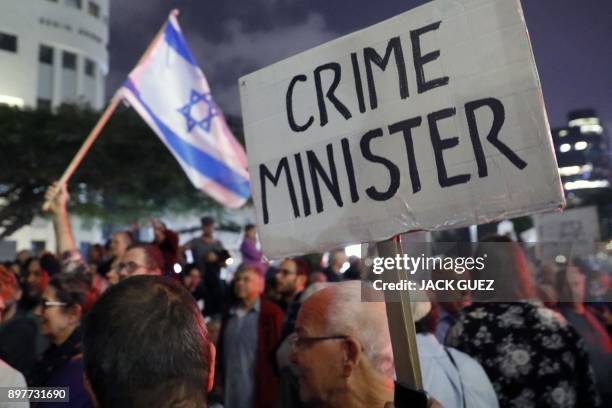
(558, 129), (569, 137)
(574, 141), (588, 151)
(558, 164), (593, 177)
(62, 51), (77, 70)
(564, 180), (610, 190)
(0, 32), (17, 53)
(88, 1), (100, 18)
(568, 117), (599, 127)
(559, 143), (571, 153)
(39, 45), (54, 64)
(580, 124), (603, 134)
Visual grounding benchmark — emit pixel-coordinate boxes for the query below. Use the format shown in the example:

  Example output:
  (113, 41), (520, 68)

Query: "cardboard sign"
(534, 206), (600, 260)
(240, 0), (564, 258)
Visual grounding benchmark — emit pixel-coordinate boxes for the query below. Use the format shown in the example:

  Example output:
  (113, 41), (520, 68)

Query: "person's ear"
(207, 342), (216, 392)
(68, 304), (82, 324)
(342, 337), (361, 377)
(83, 374), (100, 407)
(297, 275), (307, 288)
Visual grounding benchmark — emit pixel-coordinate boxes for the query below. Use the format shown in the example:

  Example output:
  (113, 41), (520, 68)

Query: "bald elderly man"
(289, 281), (438, 408)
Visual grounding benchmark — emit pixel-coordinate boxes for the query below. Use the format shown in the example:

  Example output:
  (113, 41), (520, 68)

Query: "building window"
(62, 51), (77, 70)
(88, 1), (100, 18)
(85, 58), (95, 77)
(39, 45), (54, 64)
(0, 32), (17, 53)
(37, 98), (52, 111)
(31, 240), (47, 253)
(65, 0), (82, 9)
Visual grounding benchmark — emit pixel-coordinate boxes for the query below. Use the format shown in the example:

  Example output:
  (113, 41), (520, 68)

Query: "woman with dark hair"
(556, 262), (612, 405)
(20, 257), (50, 312)
(152, 219), (180, 277)
(446, 236), (602, 407)
(182, 263), (205, 312)
(28, 272), (94, 407)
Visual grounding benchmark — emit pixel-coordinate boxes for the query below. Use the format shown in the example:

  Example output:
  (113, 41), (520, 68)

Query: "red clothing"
(155, 229), (179, 276)
(218, 297), (285, 408)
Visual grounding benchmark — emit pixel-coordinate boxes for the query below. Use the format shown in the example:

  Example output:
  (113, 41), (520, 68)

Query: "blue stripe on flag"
(164, 22), (198, 66)
(124, 79), (251, 199)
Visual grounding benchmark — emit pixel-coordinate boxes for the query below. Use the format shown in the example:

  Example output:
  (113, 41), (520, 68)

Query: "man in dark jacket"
(218, 265), (284, 408)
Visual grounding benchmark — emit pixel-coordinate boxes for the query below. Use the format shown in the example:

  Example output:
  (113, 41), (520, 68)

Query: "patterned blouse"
(445, 302), (601, 408)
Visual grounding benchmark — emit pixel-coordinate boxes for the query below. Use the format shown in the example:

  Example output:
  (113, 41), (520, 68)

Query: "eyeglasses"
(116, 261), (148, 275)
(289, 333), (349, 351)
(39, 298), (67, 310)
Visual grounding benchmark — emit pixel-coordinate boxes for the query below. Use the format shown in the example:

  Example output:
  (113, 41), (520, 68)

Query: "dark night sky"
(107, 0), (612, 131)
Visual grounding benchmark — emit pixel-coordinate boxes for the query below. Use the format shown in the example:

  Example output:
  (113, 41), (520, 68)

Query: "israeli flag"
(121, 11), (250, 208)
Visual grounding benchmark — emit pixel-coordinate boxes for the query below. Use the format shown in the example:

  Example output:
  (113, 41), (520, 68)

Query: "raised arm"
(44, 182), (77, 257)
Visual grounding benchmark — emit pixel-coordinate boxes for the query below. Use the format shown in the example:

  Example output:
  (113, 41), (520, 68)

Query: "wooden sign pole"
(376, 235), (423, 390)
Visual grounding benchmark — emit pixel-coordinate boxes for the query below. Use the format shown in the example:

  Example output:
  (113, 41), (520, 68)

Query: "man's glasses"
(116, 261), (147, 275)
(288, 333), (349, 351)
(39, 298), (67, 310)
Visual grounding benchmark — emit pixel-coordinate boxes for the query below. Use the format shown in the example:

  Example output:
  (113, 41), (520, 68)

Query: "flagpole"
(42, 11), (177, 211)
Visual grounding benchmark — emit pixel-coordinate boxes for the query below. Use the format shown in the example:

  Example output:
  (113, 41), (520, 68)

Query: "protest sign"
(240, 0), (565, 259)
(0, 241), (16, 262)
(534, 206), (600, 260)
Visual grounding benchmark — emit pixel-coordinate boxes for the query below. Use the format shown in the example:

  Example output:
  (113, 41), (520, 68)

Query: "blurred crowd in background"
(0, 185), (610, 408)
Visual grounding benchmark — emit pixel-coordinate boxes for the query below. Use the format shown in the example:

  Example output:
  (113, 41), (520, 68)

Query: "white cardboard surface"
(240, 0), (564, 258)
(534, 206), (600, 260)
(535, 206), (600, 243)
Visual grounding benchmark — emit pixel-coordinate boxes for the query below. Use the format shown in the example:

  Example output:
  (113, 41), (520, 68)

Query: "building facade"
(551, 109), (610, 193)
(0, 0), (109, 110)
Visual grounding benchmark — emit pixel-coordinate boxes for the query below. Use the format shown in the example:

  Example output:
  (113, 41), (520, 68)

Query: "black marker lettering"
(364, 36), (409, 110)
(389, 116), (423, 193)
(294, 152), (311, 217)
(307, 144), (344, 213)
(341, 137), (360, 203)
(351, 52), (367, 114)
(286, 74), (314, 132)
(260, 158), (299, 224)
(465, 97), (527, 173)
(314, 63), (352, 127)
(411, 21), (449, 94)
(360, 128), (401, 200)
(428, 108), (471, 188)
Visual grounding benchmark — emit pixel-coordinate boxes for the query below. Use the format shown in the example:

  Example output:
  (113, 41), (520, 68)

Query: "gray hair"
(320, 281), (394, 379)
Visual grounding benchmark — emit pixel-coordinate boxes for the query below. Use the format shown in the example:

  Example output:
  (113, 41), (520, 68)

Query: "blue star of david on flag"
(121, 10), (250, 209)
(178, 89), (218, 133)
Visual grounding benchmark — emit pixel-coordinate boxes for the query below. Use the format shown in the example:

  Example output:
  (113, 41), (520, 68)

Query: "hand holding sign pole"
(240, 0), (564, 393)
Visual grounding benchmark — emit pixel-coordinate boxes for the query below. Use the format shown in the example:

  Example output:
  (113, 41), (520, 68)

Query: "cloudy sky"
(107, 0), (612, 130)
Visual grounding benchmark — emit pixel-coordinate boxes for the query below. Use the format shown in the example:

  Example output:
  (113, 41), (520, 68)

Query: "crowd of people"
(0, 183), (611, 408)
